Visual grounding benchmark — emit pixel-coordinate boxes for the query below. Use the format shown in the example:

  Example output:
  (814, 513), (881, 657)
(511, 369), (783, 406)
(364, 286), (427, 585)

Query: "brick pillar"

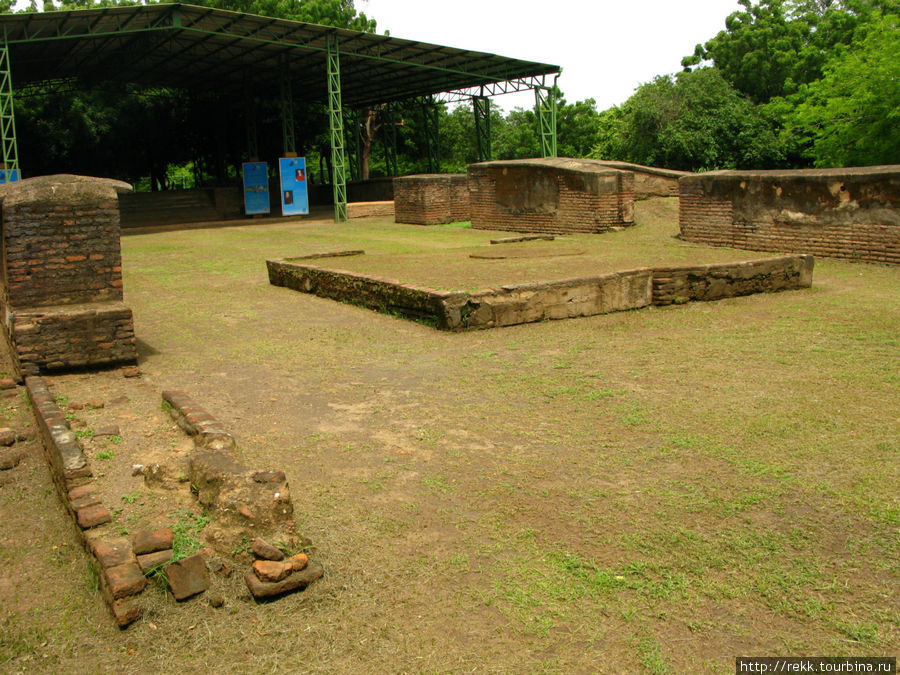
(0, 174), (138, 375)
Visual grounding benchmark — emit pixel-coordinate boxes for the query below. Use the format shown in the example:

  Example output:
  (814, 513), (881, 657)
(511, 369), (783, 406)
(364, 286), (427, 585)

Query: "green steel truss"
(326, 33), (347, 223)
(421, 96), (440, 173)
(0, 5), (559, 108)
(0, 4), (561, 192)
(0, 38), (19, 181)
(473, 93), (491, 162)
(534, 83), (557, 158)
(381, 102), (398, 177)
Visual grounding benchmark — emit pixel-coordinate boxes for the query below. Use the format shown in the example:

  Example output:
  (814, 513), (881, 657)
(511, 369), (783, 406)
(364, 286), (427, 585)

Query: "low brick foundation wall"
(0, 175), (138, 375)
(268, 253), (813, 331)
(267, 256), (467, 329)
(679, 166), (900, 265)
(394, 174), (469, 225)
(651, 255), (814, 305)
(468, 158), (635, 234)
(26, 375), (147, 626)
(26, 372), (322, 627)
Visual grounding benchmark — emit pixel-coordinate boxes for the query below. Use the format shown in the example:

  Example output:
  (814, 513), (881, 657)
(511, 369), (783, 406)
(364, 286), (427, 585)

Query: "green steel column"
(421, 96), (440, 173)
(348, 109), (361, 182)
(279, 69), (295, 155)
(0, 36), (20, 182)
(381, 102), (398, 177)
(326, 34), (348, 222)
(473, 93), (491, 161)
(534, 85), (557, 158)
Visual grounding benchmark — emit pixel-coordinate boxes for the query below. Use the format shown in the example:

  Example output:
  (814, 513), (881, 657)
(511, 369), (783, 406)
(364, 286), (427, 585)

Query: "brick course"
(0, 175), (138, 374)
(468, 158), (635, 234)
(679, 166), (900, 265)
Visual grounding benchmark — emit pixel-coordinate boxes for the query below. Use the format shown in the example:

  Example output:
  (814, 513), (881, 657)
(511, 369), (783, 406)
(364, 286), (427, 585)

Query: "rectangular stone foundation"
(268, 253), (813, 331)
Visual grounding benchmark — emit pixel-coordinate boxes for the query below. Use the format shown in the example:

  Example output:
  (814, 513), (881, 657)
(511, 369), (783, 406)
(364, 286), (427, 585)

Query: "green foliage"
(169, 509), (210, 562)
(779, 11), (900, 166)
(592, 69), (783, 170)
(682, 0), (881, 103)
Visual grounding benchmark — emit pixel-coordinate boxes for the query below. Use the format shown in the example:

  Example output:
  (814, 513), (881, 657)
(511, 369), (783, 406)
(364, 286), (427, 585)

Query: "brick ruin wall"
(679, 166), (900, 265)
(3, 201), (125, 306)
(468, 160), (635, 234)
(589, 160), (688, 198)
(0, 175), (138, 375)
(268, 253), (813, 331)
(394, 174), (470, 225)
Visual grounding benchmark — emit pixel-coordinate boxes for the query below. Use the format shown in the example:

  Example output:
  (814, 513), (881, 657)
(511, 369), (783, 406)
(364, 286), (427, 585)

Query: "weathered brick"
(133, 528), (174, 555)
(165, 553), (210, 601)
(91, 537), (134, 568)
(104, 561), (147, 599)
(77, 504), (111, 529)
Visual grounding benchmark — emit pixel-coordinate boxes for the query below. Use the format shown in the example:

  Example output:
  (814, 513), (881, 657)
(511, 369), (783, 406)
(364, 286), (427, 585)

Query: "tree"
(780, 10), (900, 166)
(681, 0), (885, 103)
(590, 69), (783, 171)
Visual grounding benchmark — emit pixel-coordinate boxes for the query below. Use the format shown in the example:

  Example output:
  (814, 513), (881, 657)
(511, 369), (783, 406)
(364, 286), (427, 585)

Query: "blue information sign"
(242, 162), (270, 215)
(0, 168), (20, 184)
(278, 157), (309, 216)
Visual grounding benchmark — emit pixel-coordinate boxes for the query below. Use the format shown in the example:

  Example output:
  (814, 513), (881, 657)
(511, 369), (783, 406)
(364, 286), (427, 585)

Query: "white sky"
(358, 0), (743, 111)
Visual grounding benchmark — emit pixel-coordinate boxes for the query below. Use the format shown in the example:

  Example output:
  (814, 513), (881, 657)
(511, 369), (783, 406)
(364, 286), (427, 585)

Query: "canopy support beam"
(327, 33), (348, 222)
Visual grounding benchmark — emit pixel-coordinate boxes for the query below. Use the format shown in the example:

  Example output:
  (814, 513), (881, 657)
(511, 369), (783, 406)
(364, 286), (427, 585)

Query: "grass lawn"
(296, 199), (762, 292)
(1, 197), (897, 673)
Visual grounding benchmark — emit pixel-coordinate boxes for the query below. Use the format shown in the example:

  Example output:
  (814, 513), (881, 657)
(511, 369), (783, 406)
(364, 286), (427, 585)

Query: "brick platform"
(0, 175), (138, 375)
(679, 166), (900, 265)
(468, 158), (635, 234)
(394, 174), (469, 225)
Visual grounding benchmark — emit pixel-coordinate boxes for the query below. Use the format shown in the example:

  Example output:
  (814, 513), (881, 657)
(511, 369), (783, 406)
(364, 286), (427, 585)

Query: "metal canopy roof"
(0, 3), (560, 107)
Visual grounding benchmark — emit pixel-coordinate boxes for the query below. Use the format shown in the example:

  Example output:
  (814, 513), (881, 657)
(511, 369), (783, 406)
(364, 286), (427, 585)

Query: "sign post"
(242, 162), (270, 215)
(278, 156), (309, 216)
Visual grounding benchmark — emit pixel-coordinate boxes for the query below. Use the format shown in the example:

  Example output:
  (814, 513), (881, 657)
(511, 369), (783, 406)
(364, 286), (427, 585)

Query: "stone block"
(251, 538), (285, 561)
(133, 528), (174, 555)
(245, 561), (324, 600)
(92, 537), (134, 568)
(104, 562), (147, 599)
(77, 504), (111, 529)
(252, 559), (294, 582)
(111, 599), (142, 628)
(165, 553), (210, 601)
(136, 549), (172, 573)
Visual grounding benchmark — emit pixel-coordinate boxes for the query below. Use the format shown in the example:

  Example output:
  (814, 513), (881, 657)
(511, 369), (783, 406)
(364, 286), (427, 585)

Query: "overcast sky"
(359, 0), (743, 111)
